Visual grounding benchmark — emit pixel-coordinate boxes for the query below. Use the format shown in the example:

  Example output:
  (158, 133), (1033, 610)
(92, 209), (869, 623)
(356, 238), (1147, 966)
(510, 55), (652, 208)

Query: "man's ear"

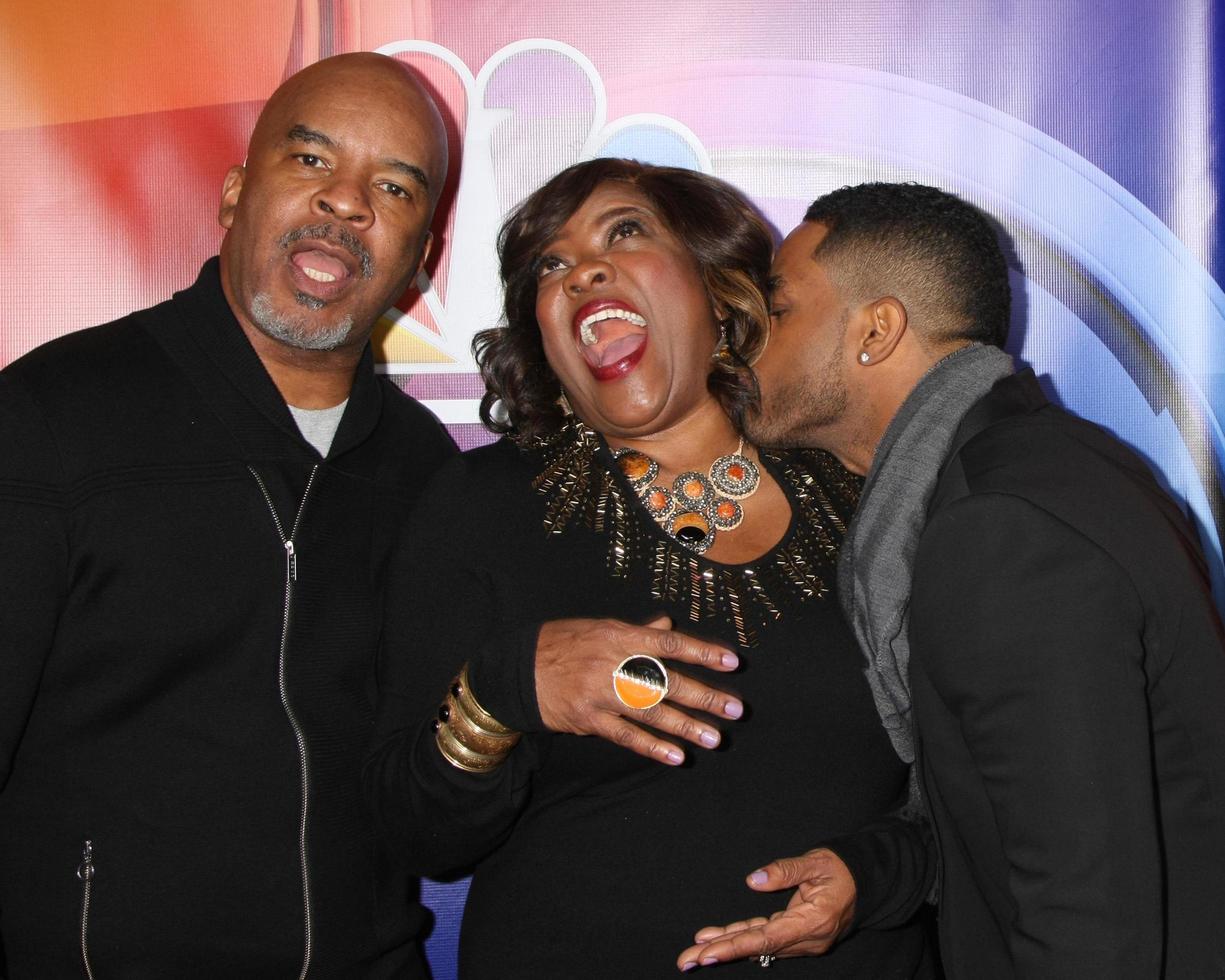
(412, 230), (434, 280)
(218, 166), (245, 230)
(855, 296), (908, 366)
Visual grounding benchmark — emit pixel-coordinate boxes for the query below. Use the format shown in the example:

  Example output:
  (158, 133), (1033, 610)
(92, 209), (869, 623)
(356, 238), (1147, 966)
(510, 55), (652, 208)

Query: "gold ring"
(612, 655), (668, 710)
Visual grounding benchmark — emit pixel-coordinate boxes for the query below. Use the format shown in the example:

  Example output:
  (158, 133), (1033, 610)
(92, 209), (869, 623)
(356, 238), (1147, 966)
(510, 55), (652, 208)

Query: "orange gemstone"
(727, 463), (745, 480)
(717, 500), (737, 519)
(619, 453), (651, 480)
(648, 489), (669, 509)
(614, 675), (664, 709)
(673, 511), (710, 533)
(683, 479), (704, 498)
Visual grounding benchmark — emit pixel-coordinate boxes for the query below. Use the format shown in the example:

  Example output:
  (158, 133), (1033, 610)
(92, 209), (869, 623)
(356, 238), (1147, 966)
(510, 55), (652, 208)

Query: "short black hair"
(803, 182), (1010, 348)
(475, 158), (773, 440)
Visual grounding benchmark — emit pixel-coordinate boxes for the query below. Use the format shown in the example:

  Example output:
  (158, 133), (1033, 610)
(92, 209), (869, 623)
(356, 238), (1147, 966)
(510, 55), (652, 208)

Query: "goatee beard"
(249, 292), (356, 351)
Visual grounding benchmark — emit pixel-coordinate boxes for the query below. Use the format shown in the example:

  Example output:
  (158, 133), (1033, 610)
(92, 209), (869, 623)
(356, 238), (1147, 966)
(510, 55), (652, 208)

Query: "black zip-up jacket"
(0, 259), (456, 978)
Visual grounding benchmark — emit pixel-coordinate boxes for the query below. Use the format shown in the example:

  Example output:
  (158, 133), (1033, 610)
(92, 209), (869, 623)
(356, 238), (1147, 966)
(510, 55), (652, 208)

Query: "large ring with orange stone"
(612, 655), (669, 710)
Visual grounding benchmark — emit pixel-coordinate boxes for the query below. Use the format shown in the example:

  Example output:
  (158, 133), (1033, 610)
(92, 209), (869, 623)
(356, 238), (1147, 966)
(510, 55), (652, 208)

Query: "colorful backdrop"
(2, 2), (1220, 976)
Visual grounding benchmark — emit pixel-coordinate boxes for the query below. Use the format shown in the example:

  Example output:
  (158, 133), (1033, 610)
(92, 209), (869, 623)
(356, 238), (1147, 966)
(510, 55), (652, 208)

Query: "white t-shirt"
(288, 399), (348, 457)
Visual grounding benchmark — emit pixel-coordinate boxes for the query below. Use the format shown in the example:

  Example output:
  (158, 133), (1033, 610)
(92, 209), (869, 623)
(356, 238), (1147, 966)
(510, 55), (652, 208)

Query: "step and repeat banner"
(2, 2), (1220, 976)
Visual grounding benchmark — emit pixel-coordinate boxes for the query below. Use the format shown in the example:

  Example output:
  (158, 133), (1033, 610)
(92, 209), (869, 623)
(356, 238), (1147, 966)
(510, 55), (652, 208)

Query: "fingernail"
(724, 699), (744, 719)
(699, 730), (720, 748)
(721, 651), (739, 669)
(748, 869), (768, 885)
(680, 962), (698, 973)
(700, 957), (719, 966)
(666, 749), (685, 765)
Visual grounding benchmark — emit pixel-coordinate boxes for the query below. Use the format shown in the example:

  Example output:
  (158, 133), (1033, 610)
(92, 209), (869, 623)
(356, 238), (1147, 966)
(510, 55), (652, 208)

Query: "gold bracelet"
(435, 721), (509, 773)
(453, 664), (518, 736)
(445, 699), (520, 757)
(434, 663), (521, 773)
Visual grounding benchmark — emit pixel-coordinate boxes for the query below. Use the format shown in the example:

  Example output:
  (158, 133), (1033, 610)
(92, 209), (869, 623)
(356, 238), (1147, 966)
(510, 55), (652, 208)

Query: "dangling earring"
(558, 388), (574, 416)
(712, 319), (735, 365)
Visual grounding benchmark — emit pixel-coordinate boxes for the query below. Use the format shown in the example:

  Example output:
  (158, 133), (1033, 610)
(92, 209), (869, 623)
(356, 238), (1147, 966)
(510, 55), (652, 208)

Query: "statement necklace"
(612, 439), (761, 555)
(529, 417), (861, 646)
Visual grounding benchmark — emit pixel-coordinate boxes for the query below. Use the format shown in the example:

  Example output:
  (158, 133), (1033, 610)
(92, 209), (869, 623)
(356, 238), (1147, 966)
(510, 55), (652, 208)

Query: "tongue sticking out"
(598, 333), (646, 367)
(581, 317), (647, 368)
(292, 250), (349, 283)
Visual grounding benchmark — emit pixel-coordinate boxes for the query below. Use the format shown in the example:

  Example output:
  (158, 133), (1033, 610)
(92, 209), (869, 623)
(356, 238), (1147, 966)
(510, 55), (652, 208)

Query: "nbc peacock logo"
(368, 39), (710, 430)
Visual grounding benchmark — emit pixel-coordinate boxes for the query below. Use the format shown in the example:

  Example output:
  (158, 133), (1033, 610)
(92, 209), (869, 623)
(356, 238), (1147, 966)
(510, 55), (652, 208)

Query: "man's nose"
(312, 176), (373, 228)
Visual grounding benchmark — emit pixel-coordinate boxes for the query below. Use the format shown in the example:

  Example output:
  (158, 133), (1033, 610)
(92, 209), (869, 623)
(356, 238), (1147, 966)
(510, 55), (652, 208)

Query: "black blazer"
(909, 370), (1225, 979)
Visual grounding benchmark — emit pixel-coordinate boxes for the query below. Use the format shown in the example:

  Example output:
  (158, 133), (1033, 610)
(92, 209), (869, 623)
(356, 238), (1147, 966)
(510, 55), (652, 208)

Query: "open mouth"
(573, 301), (649, 380)
(286, 241), (357, 300)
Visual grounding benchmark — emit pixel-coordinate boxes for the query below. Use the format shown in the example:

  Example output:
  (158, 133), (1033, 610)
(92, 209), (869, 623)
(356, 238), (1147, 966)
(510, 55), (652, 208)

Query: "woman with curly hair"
(367, 159), (934, 978)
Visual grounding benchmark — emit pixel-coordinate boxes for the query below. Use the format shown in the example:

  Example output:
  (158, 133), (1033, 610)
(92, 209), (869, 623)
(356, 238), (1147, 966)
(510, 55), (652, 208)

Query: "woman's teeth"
(578, 309), (647, 346)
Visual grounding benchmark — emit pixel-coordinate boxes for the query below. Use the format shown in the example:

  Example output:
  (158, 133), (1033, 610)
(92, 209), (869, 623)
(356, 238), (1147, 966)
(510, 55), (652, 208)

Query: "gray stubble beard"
(249, 292), (357, 351)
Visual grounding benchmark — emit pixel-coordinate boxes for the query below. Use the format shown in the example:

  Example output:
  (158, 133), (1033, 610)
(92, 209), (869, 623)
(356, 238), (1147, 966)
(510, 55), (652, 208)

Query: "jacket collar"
(152, 257), (383, 459)
(946, 367), (1048, 460)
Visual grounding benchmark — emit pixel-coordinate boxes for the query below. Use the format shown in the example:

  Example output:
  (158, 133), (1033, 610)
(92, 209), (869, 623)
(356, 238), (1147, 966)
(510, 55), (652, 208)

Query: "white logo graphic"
(372, 39), (709, 418)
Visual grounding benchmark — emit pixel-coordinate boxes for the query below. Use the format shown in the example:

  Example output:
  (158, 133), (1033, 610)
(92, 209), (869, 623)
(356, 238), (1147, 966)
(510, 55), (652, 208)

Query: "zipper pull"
(285, 540), (298, 583)
(77, 840), (95, 881)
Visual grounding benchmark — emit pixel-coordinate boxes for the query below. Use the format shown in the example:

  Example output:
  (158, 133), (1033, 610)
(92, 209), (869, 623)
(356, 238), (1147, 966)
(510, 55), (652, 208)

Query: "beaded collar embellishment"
(529, 419), (862, 646)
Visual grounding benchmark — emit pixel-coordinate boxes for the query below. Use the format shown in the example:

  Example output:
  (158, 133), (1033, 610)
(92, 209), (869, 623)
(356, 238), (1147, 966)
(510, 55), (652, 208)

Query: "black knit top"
(369, 427), (934, 978)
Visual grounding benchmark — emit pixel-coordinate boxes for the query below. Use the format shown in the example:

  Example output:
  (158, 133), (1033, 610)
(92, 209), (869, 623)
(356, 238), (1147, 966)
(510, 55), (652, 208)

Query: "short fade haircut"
(803, 182), (1010, 348)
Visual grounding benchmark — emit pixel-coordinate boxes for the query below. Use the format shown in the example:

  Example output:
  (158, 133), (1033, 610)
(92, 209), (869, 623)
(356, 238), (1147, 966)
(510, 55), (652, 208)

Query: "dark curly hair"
(474, 158), (774, 440)
(804, 182), (1011, 348)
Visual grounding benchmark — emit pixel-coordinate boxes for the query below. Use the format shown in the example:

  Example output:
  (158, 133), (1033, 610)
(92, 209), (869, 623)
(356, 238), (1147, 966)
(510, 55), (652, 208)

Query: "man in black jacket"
(742, 182), (1225, 978)
(0, 53), (455, 976)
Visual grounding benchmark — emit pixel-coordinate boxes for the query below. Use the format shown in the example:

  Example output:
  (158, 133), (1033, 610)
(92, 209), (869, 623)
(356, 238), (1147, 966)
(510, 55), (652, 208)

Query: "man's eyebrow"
(384, 158), (430, 193)
(282, 125), (430, 194)
(284, 124), (335, 148)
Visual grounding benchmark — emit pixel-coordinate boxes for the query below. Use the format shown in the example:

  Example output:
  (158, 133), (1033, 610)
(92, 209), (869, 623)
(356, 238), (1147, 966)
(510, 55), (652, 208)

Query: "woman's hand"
(535, 615), (742, 765)
(676, 849), (857, 971)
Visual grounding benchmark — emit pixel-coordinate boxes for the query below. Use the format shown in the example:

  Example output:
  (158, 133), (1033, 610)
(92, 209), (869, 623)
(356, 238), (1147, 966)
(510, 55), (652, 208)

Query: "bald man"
(0, 54), (455, 977)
